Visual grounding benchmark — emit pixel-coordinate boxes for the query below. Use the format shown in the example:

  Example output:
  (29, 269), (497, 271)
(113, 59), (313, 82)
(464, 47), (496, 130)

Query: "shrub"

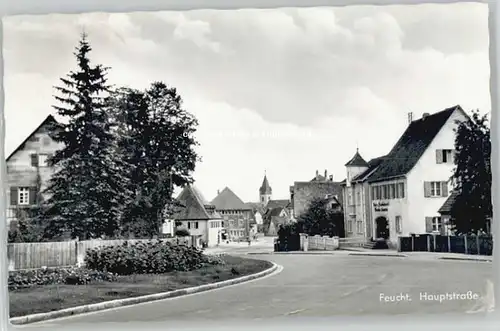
(8, 266), (117, 290)
(84, 240), (221, 275)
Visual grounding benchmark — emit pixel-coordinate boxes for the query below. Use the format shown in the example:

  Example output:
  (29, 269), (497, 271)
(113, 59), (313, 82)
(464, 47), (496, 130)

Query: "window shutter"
(425, 217), (433, 233)
(10, 187), (18, 206)
(31, 154), (39, 167)
(435, 150), (443, 164)
(441, 182), (449, 197)
(423, 182), (431, 197)
(29, 187), (37, 205)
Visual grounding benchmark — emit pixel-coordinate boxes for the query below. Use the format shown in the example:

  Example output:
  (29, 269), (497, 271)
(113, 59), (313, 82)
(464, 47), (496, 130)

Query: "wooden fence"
(398, 234), (493, 256)
(7, 237), (192, 271)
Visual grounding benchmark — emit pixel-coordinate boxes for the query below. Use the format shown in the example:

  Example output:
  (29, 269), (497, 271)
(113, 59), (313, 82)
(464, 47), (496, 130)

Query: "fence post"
(433, 234), (437, 252)
(323, 236), (327, 250)
(464, 236), (468, 255)
(447, 236), (451, 253)
(427, 235), (431, 252)
(476, 235), (481, 255)
(411, 235), (415, 252)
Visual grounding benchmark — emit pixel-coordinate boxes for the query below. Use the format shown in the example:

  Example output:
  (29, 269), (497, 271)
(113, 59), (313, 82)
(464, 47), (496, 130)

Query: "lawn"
(9, 255), (272, 318)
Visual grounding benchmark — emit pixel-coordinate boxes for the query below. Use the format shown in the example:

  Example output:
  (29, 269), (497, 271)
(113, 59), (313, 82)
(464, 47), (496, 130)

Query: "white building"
(341, 105), (468, 247)
(167, 185), (223, 247)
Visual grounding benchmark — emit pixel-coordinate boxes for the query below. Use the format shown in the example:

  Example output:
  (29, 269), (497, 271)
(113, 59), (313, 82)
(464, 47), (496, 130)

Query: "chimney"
(329, 175), (333, 181)
(408, 112), (413, 124)
(217, 189), (220, 195)
(422, 113), (430, 119)
(315, 170), (319, 180)
(324, 169), (327, 179)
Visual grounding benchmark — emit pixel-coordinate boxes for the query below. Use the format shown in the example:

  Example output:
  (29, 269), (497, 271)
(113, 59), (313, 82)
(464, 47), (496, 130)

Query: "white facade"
(343, 108), (467, 246)
(167, 219), (223, 247)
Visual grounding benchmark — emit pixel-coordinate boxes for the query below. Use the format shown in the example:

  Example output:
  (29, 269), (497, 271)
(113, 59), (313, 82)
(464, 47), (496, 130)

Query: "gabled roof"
(259, 175), (272, 195)
(171, 185), (220, 220)
(345, 149), (369, 167)
(292, 181), (344, 206)
(211, 187), (251, 210)
(6, 115), (60, 162)
(268, 207), (285, 217)
(266, 199), (290, 210)
(367, 105), (463, 183)
(438, 191), (459, 215)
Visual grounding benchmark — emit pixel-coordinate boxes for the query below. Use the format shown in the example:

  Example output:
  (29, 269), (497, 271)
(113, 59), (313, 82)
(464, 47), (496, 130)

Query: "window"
(395, 216), (402, 234)
(432, 217), (442, 232)
(397, 183), (405, 199)
(390, 184), (396, 199)
(383, 185), (389, 199)
(424, 181), (448, 198)
(347, 220), (353, 233)
(31, 153), (50, 167)
(356, 220), (363, 234)
(436, 149), (454, 164)
(195, 222), (199, 229)
(187, 222), (191, 229)
(18, 187), (30, 205)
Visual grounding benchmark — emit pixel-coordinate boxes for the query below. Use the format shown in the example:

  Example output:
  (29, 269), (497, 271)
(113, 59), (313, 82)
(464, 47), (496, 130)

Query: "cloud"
(3, 3), (490, 201)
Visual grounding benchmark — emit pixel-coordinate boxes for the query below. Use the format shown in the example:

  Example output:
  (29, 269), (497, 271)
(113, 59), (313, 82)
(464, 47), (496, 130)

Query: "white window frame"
(18, 187), (30, 205)
(430, 181), (442, 197)
(432, 217), (442, 232)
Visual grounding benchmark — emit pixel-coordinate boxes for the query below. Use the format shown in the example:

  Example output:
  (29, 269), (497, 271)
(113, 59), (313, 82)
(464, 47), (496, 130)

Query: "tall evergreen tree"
(40, 33), (130, 240)
(111, 82), (199, 238)
(450, 110), (492, 234)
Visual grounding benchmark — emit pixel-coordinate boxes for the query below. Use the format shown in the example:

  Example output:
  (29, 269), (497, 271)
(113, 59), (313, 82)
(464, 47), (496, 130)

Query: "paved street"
(31, 253), (492, 326)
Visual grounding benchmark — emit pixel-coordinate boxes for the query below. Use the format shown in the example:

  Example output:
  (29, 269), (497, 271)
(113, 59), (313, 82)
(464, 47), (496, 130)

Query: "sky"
(2, 3), (490, 203)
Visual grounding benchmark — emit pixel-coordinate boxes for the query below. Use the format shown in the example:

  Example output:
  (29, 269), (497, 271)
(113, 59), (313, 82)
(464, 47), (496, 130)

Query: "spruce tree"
(450, 110), (492, 234)
(41, 33), (130, 240)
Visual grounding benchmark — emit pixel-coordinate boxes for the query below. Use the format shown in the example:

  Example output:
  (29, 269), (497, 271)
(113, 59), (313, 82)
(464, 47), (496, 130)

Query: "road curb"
(439, 257), (492, 263)
(348, 253), (408, 258)
(9, 262), (278, 325)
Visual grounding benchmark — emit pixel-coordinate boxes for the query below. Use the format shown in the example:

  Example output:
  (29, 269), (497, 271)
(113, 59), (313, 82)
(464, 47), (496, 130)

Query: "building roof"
(6, 115), (61, 162)
(259, 175), (272, 195)
(345, 149), (369, 167)
(438, 191), (459, 215)
(367, 105), (463, 183)
(293, 181), (344, 206)
(244, 202), (266, 214)
(268, 207), (285, 218)
(171, 185), (220, 220)
(266, 199), (290, 210)
(349, 156), (387, 184)
(211, 187), (251, 210)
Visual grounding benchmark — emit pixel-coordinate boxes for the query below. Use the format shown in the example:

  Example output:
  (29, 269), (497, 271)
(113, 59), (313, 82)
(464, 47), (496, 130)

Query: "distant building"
(211, 187), (256, 240)
(289, 169), (343, 220)
(6, 115), (64, 228)
(168, 185), (223, 247)
(340, 105), (468, 246)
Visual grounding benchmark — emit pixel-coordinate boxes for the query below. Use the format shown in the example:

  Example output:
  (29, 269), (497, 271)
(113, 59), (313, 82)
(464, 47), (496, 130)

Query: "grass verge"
(9, 255), (272, 318)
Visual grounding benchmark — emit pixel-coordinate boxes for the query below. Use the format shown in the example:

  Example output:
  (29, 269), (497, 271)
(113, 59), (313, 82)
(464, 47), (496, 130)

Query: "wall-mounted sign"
(373, 201), (389, 212)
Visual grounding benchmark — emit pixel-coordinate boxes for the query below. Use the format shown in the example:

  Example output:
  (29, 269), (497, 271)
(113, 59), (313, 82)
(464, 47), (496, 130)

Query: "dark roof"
(367, 105), (462, 183)
(211, 187), (251, 210)
(259, 175), (272, 195)
(438, 191), (459, 215)
(268, 207), (285, 217)
(352, 156), (387, 182)
(293, 181), (344, 207)
(266, 199), (290, 210)
(244, 202), (266, 214)
(345, 149), (369, 167)
(171, 185), (220, 220)
(6, 115), (60, 162)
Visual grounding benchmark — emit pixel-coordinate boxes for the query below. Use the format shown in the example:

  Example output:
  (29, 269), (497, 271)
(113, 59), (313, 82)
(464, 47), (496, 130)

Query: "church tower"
(259, 172), (272, 207)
